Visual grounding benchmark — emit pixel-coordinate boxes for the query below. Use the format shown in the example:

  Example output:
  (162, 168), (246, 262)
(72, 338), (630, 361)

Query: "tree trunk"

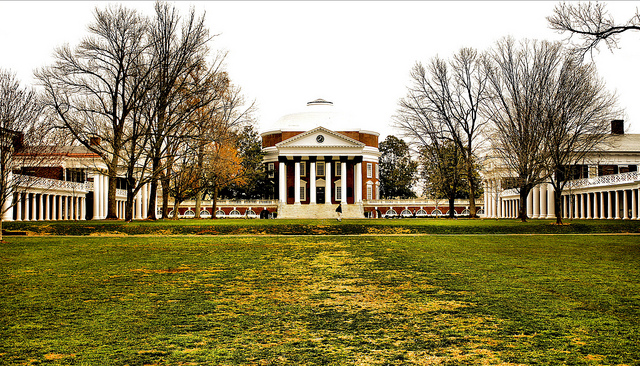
(172, 199), (180, 220)
(448, 195), (456, 218)
(194, 144), (204, 219)
(195, 193), (202, 218)
(211, 186), (218, 219)
(146, 156), (161, 220)
(519, 188), (529, 222)
(554, 187), (563, 225)
(106, 169), (119, 219)
(125, 191), (135, 222)
(467, 162), (477, 218)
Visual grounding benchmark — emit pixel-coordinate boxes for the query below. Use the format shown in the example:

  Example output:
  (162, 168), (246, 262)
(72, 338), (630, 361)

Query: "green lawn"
(2, 234), (639, 365)
(5, 217), (640, 236)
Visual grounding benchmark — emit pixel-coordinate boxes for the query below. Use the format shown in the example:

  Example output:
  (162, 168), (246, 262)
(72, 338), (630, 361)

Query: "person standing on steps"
(336, 202), (342, 222)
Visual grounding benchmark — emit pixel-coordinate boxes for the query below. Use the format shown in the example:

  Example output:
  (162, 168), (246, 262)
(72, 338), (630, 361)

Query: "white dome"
(264, 99), (361, 133)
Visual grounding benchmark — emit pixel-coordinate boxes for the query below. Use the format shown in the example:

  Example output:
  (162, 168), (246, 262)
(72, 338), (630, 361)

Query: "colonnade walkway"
(487, 171), (640, 220)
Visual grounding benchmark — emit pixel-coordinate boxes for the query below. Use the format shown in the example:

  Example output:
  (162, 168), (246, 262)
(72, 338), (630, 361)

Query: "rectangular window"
(300, 162), (306, 177)
(367, 163), (372, 178)
(375, 164), (379, 179)
(336, 186), (342, 201)
(367, 185), (373, 200)
(335, 162), (341, 177)
(316, 162), (325, 177)
(267, 163), (275, 178)
(300, 186), (306, 201)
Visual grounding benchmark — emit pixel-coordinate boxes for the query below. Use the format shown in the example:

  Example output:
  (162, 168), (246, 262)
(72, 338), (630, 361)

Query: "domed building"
(261, 99), (381, 218)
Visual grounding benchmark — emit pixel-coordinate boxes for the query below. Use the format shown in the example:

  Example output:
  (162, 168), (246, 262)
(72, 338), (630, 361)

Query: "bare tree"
(543, 57), (618, 224)
(145, 1), (214, 220)
(396, 49), (489, 217)
(0, 69), (47, 241)
(548, 2), (640, 57)
(483, 38), (563, 222)
(36, 4), (151, 220)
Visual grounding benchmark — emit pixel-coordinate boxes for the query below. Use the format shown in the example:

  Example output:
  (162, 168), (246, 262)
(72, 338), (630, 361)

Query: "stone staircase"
(277, 202), (364, 219)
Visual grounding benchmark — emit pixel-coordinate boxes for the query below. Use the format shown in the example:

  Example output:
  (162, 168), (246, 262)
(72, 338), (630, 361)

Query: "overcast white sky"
(1, 1), (639, 138)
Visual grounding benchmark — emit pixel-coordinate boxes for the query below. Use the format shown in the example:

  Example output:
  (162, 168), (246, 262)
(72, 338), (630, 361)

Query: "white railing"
(215, 199), (278, 206)
(564, 171), (640, 189)
(365, 198), (473, 206)
(15, 174), (88, 192)
(500, 188), (520, 197)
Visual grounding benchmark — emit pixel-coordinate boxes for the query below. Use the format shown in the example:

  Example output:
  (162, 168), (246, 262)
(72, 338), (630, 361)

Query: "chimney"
(89, 137), (102, 146)
(611, 120), (624, 135)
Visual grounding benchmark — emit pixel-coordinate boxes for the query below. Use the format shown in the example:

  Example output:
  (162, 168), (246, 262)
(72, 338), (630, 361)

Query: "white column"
(29, 193), (36, 221)
(623, 190), (629, 219)
(135, 190), (142, 220)
(532, 186), (540, 219)
(102, 175), (108, 219)
(52, 195), (57, 220)
(615, 191), (621, 219)
(80, 197), (86, 220)
(70, 196), (76, 220)
(24, 193), (31, 221)
(294, 161), (301, 204)
(37, 194), (43, 221)
(586, 193), (592, 219)
(496, 179), (502, 217)
(527, 189), (533, 219)
(539, 184), (547, 219)
(546, 184), (555, 219)
(599, 192), (605, 219)
(15, 193), (22, 221)
(483, 182), (488, 217)
(573, 194), (579, 219)
(279, 162), (286, 203)
(93, 174), (101, 220)
(608, 191), (614, 219)
(356, 162), (362, 203)
(310, 162), (316, 204)
(2, 172), (13, 221)
(141, 183), (148, 218)
(340, 161), (347, 204)
(325, 161), (332, 204)
(632, 189), (638, 220)
(43, 195), (49, 221)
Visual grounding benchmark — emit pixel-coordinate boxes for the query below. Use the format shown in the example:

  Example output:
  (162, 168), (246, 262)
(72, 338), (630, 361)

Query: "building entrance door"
(316, 187), (325, 203)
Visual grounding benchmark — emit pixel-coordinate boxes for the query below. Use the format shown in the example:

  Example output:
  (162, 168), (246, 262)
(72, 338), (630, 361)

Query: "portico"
(262, 100), (381, 218)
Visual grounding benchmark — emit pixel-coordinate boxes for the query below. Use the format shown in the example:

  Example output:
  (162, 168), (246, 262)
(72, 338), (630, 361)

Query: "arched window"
(229, 209), (242, 218)
(215, 210), (226, 218)
(200, 210), (211, 218)
(385, 208), (398, 218)
(183, 209), (195, 218)
(168, 210), (175, 218)
(477, 208), (485, 215)
(401, 209), (413, 217)
(245, 209), (257, 218)
(461, 209), (470, 216)
(431, 208), (442, 217)
(415, 209), (428, 217)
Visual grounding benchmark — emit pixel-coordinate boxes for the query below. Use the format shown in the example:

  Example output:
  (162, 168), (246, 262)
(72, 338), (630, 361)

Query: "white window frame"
(300, 161), (307, 177)
(267, 163), (275, 178)
(316, 161), (325, 177)
(335, 162), (340, 177)
(335, 182), (342, 201)
(300, 181), (307, 201)
(367, 163), (373, 178)
(366, 184), (373, 200)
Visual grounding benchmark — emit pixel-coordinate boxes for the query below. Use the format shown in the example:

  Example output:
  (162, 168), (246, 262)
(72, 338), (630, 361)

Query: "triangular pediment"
(276, 126), (365, 148)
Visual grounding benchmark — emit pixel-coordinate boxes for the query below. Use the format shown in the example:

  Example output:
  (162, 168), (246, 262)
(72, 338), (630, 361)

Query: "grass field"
(5, 217), (640, 236)
(2, 231), (639, 365)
